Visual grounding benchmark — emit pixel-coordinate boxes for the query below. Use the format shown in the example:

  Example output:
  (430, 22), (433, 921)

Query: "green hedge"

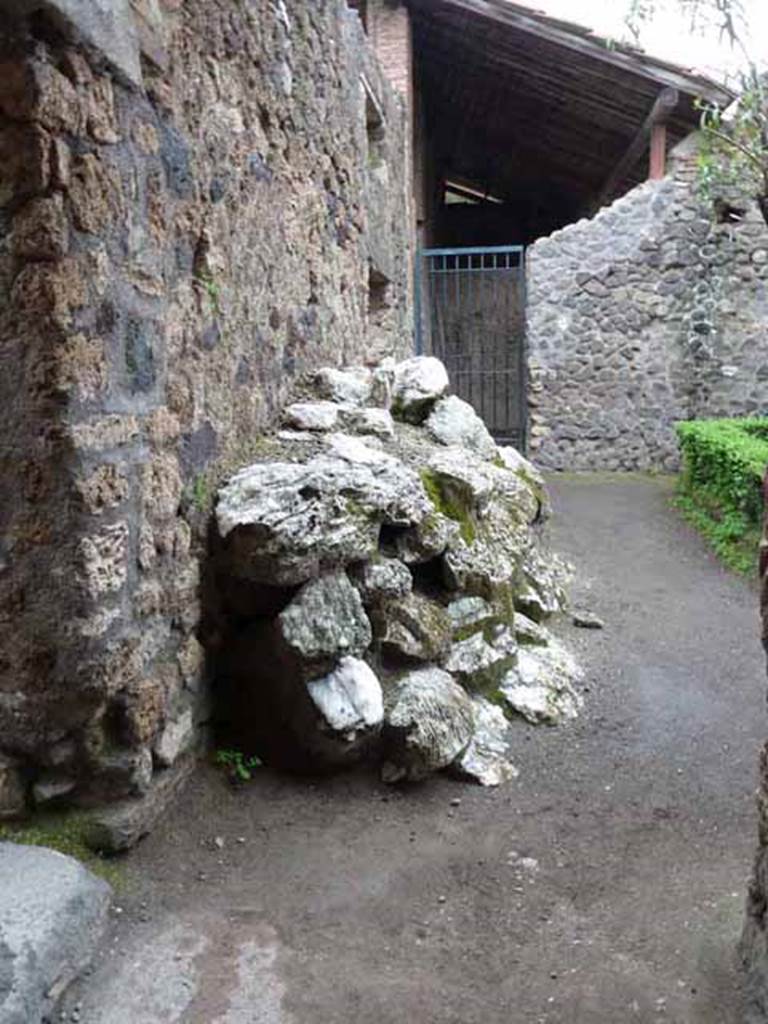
(675, 417), (768, 574)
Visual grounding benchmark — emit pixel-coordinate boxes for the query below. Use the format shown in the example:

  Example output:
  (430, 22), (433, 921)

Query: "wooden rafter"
(435, 0), (732, 106)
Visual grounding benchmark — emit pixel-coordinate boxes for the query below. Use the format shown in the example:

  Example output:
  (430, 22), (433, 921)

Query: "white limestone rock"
(514, 612), (551, 647)
(382, 667), (475, 782)
(315, 366), (373, 406)
(443, 624), (517, 687)
(346, 406), (396, 439)
(500, 639), (583, 724)
(516, 549), (572, 622)
(427, 395), (498, 460)
(426, 445), (540, 527)
(216, 438), (432, 585)
(455, 697), (518, 787)
(283, 400), (342, 431)
(392, 356), (450, 423)
(497, 444), (545, 490)
(307, 657), (383, 737)
(153, 710), (194, 769)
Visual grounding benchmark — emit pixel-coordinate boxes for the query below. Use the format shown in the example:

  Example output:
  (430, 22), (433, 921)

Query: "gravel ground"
(63, 473), (766, 1023)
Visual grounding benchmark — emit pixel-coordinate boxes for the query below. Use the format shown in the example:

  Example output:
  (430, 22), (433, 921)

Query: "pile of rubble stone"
(211, 356), (582, 785)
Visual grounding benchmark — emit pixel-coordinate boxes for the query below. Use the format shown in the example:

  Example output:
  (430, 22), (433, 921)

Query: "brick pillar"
(371, 3), (412, 111)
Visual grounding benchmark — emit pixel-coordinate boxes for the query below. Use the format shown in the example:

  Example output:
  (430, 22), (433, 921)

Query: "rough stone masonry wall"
(0, 0), (412, 816)
(527, 142), (768, 471)
(742, 474), (768, 1019)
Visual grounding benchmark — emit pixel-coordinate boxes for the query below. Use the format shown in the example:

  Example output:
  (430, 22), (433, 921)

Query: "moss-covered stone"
(0, 811), (125, 888)
(419, 468), (477, 544)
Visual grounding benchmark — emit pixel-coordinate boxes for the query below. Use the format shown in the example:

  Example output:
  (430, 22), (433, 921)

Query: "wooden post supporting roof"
(596, 87), (679, 207)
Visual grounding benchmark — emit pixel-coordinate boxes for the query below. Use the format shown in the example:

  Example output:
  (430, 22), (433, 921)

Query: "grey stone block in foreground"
(0, 842), (111, 1024)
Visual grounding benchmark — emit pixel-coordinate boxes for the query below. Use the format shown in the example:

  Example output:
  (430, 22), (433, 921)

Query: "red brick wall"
(369, 2), (413, 112)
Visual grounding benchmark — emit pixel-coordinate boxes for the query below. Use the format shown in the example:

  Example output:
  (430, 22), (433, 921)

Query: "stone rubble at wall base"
(210, 356), (584, 787)
(0, 0), (412, 835)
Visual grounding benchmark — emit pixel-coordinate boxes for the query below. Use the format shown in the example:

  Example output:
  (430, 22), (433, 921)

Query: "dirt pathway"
(64, 474), (766, 1023)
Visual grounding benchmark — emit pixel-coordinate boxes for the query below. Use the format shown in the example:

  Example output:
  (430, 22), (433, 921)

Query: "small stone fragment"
(571, 609), (605, 630)
(514, 612), (551, 647)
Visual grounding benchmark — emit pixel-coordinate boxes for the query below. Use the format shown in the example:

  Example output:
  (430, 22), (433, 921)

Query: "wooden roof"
(409, 0), (735, 212)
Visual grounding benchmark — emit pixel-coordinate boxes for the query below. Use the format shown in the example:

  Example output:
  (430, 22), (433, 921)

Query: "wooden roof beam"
(595, 87), (679, 208)
(432, 0), (732, 105)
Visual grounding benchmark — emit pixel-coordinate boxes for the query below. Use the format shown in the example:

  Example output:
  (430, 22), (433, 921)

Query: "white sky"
(531, 0), (768, 81)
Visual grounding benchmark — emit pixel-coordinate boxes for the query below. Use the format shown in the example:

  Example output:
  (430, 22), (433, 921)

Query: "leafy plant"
(194, 271), (223, 316)
(214, 748), (262, 782)
(624, 1), (768, 225)
(675, 417), (768, 573)
(695, 68), (768, 224)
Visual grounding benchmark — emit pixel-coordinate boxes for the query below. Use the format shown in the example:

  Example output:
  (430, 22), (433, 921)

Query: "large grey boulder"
(381, 667), (475, 782)
(216, 436), (432, 586)
(0, 842), (111, 1023)
(426, 395), (498, 460)
(373, 592), (452, 665)
(392, 356), (449, 423)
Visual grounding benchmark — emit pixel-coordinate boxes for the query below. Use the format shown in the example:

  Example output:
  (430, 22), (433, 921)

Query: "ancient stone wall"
(742, 473), (768, 1018)
(0, 0), (413, 820)
(527, 142), (768, 471)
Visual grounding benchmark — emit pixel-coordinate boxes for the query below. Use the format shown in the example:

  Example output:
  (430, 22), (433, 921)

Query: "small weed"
(191, 472), (210, 512)
(194, 272), (223, 316)
(214, 748), (262, 782)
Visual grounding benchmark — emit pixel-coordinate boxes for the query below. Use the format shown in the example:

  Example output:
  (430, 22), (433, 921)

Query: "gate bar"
(414, 245), (525, 354)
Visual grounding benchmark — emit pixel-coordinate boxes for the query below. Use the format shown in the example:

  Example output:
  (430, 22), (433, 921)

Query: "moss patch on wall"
(420, 469), (477, 545)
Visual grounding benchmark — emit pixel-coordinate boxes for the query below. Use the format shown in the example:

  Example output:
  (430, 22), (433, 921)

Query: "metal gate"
(416, 245), (526, 450)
